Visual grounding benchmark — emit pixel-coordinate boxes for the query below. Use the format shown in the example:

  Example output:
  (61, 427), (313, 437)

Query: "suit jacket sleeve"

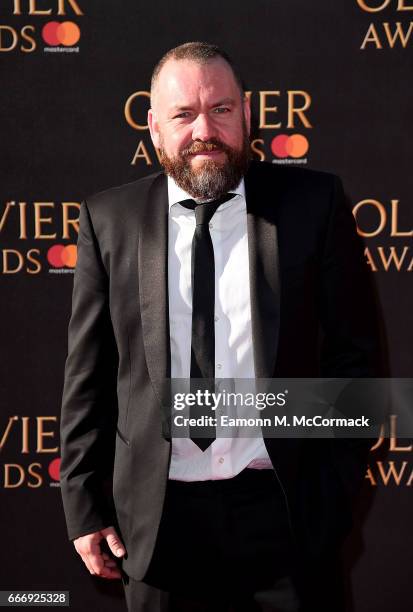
(319, 175), (385, 501)
(319, 175), (382, 378)
(60, 199), (118, 541)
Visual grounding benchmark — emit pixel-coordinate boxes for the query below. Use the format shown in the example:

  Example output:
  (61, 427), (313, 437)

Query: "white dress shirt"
(167, 175), (273, 481)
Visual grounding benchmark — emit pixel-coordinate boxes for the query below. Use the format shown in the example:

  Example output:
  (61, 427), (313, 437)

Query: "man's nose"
(191, 113), (217, 142)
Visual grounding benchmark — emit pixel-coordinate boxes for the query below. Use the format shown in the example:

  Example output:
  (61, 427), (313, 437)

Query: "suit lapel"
(138, 173), (171, 407)
(245, 164), (281, 378)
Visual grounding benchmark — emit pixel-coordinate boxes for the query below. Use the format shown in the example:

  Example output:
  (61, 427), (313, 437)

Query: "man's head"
(148, 42), (251, 200)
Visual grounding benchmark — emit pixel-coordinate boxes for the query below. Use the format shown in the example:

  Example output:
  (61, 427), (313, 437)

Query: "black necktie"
(180, 193), (236, 450)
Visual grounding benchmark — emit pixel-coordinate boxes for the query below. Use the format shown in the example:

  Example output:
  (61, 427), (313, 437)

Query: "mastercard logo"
(271, 134), (309, 159)
(42, 21), (80, 47)
(48, 458), (60, 482)
(47, 244), (77, 268)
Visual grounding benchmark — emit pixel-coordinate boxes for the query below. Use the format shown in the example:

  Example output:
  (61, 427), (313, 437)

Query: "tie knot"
(179, 193), (236, 226)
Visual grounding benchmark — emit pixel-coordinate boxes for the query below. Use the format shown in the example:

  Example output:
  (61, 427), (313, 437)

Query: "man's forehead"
(155, 57), (237, 99)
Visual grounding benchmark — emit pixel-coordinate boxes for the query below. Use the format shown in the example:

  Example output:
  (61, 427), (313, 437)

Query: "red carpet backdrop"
(0, 1), (412, 610)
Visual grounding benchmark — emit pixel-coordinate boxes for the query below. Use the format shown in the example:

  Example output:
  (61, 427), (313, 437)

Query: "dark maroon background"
(0, 1), (411, 610)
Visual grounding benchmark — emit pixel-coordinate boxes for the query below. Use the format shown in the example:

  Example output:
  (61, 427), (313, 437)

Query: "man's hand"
(73, 526), (126, 579)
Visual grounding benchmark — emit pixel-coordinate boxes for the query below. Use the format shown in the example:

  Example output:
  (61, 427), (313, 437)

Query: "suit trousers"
(121, 468), (303, 611)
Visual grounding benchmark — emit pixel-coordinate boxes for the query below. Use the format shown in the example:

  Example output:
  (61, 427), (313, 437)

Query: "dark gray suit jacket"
(60, 161), (382, 581)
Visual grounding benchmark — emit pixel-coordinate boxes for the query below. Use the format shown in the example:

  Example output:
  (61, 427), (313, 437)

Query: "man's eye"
(175, 112), (190, 119)
(213, 107), (230, 114)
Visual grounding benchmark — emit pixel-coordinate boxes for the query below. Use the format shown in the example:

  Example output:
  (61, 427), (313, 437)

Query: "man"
(60, 42), (382, 612)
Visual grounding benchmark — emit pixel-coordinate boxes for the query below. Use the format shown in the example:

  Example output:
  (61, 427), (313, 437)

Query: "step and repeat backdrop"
(0, 1), (412, 610)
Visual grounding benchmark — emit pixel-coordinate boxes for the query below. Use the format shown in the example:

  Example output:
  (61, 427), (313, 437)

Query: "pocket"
(116, 425), (131, 446)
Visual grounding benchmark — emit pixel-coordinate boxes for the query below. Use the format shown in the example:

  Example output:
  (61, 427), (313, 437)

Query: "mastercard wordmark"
(42, 21), (81, 47)
(47, 244), (77, 268)
(271, 134), (309, 159)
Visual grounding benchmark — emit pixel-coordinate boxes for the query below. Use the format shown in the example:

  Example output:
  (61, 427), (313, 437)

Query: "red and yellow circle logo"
(42, 21), (80, 47)
(48, 458), (60, 482)
(47, 244), (77, 268)
(271, 134), (309, 159)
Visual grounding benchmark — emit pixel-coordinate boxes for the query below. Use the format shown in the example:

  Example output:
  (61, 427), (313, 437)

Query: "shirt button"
(209, 222), (213, 229)
(218, 457), (225, 464)
(217, 363), (222, 370)
(214, 315), (219, 322)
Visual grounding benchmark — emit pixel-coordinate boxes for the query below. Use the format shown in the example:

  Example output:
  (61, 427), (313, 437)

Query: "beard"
(158, 124), (251, 201)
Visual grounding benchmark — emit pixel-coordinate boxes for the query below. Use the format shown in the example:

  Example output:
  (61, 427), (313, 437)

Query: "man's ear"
(148, 108), (161, 149)
(243, 96), (251, 136)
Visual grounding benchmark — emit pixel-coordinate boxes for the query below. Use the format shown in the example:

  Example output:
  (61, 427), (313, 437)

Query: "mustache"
(181, 139), (230, 157)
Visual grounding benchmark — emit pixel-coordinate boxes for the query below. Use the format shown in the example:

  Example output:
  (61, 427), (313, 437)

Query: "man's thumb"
(101, 526), (126, 557)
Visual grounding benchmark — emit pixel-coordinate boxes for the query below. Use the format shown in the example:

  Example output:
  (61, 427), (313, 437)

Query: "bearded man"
(60, 42), (382, 612)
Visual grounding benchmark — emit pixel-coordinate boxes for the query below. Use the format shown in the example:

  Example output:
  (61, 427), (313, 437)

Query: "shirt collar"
(167, 175), (245, 212)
